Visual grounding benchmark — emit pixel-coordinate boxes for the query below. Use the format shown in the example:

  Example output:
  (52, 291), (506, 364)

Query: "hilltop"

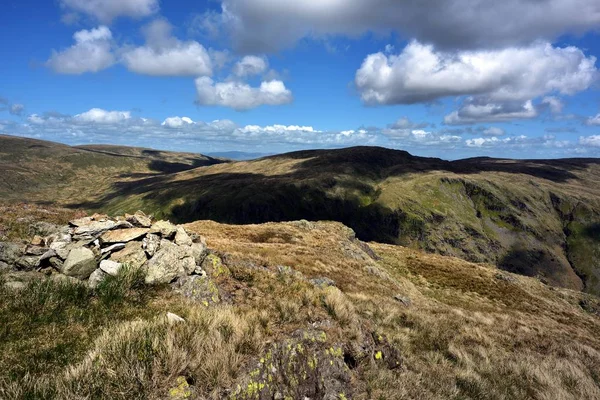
(1, 135), (600, 296)
(0, 205), (599, 399)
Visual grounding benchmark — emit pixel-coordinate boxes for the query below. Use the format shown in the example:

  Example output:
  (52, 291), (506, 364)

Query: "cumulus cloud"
(444, 100), (538, 125)
(586, 114), (600, 126)
(466, 135), (529, 148)
(195, 77), (293, 111)
(47, 26), (115, 74)
(217, 0), (600, 52)
(122, 19), (212, 77)
(74, 108), (131, 124)
(579, 135), (600, 147)
(541, 96), (564, 114)
(60, 0), (158, 23)
(162, 116), (195, 128)
(356, 41), (597, 106)
(233, 56), (268, 78)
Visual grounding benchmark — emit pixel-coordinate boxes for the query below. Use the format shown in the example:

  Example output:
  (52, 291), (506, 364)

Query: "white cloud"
(195, 78), (293, 111)
(586, 114), (600, 126)
(541, 96), (564, 114)
(46, 26), (115, 74)
(356, 41), (597, 105)
(233, 56), (268, 78)
(444, 100), (538, 125)
(579, 135), (600, 147)
(74, 108), (131, 124)
(162, 116), (195, 128)
(482, 127), (505, 136)
(60, 0), (158, 23)
(9, 104), (24, 116)
(122, 19), (212, 77)
(466, 136), (528, 148)
(218, 0), (600, 52)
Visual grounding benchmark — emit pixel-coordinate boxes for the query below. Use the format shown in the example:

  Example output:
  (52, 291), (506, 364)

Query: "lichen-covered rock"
(150, 220), (177, 238)
(62, 247), (96, 279)
(168, 376), (193, 399)
(174, 227), (193, 246)
(230, 329), (352, 400)
(372, 332), (403, 370)
(145, 241), (187, 284)
(110, 242), (147, 270)
(142, 233), (161, 257)
(16, 255), (40, 270)
(191, 242), (208, 266)
(201, 253), (230, 277)
(88, 268), (107, 289)
(171, 275), (220, 305)
(100, 228), (148, 244)
(310, 277), (336, 288)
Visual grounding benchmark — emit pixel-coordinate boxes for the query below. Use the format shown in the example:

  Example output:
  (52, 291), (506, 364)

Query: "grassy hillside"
(1, 209), (599, 399)
(2, 136), (600, 295)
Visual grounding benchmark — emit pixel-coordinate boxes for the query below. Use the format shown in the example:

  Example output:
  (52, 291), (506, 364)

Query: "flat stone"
(100, 243), (126, 255)
(166, 312), (185, 324)
(39, 249), (57, 263)
(149, 220), (177, 238)
(25, 245), (48, 256)
(99, 259), (123, 276)
(73, 220), (117, 239)
(62, 247), (97, 280)
(126, 211), (152, 228)
(88, 268), (107, 289)
(110, 241), (147, 270)
(30, 235), (44, 246)
(174, 227), (193, 246)
(100, 228), (148, 244)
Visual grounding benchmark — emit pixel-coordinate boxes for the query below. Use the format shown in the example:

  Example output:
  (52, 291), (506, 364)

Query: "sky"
(1, 0), (600, 159)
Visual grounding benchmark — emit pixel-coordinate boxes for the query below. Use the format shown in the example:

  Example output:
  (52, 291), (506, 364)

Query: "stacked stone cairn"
(1, 211), (225, 304)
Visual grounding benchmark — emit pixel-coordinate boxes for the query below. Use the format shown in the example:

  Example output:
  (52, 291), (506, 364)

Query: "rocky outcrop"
(1, 211), (211, 293)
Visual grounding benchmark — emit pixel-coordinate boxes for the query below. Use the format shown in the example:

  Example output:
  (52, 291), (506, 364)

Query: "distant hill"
(206, 151), (274, 160)
(2, 135), (600, 295)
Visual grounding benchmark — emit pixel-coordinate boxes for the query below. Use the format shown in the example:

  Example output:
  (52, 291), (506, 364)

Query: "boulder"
(88, 268), (107, 289)
(201, 253), (229, 277)
(0, 242), (26, 265)
(174, 227), (193, 246)
(145, 241), (188, 284)
(142, 234), (161, 257)
(126, 211), (152, 228)
(109, 242), (147, 270)
(149, 220), (177, 238)
(100, 228), (148, 244)
(62, 247), (97, 279)
(99, 260), (123, 276)
(16, 256), (39, 270)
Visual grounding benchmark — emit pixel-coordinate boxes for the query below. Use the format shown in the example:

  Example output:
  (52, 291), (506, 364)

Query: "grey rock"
(16, 256), (39, 270)
(100, 228), (148, 244)
(393, 294), (412, 307)
(495, 272), (517, 283)
(0, 242), (25, 265)
(174, 227), (193, 246)
(25, 245), (49, 256)
(88, 268), (107, 289)
(310, 277), (336, 288)
(99, 259), (123, 276)
(109, 241), (147, 270)
(126, 211), (152, 228)
(0, 260), (10, 272)
(145, 241), (188, 284)
(142, 234), (161, 257)
(39, 249), (57, 263)
(62, 247), (97, 279)
(149, 220), (177, 238)
(49, 257), (63, 270)
(72, 220), (118, 240)
(191, 242), (208, 265)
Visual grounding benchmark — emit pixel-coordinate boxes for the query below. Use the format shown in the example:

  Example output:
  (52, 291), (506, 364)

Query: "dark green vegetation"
(2, 135), (600, 295)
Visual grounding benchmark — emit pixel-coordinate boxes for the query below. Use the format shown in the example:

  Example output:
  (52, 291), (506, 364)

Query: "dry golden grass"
(1, 214), (600, 399)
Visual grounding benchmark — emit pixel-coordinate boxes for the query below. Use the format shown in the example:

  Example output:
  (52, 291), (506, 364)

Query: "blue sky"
(1, 0), (600, 159)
